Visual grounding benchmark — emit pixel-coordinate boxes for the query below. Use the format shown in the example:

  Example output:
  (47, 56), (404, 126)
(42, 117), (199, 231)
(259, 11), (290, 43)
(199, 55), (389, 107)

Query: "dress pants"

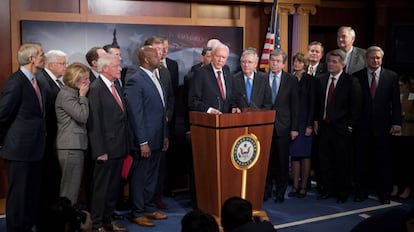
(6, 160), (42, 232)
(267, 132), (290, 197)
(57, 149), (85, 205)
(318, 123), (352, 196)
(90, 158), (123, 227)
(130, 149), (162, 217)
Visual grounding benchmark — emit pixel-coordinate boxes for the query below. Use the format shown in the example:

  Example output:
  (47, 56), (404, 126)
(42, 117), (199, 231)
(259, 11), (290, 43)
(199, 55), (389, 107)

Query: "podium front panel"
(190, 111), (275, 216)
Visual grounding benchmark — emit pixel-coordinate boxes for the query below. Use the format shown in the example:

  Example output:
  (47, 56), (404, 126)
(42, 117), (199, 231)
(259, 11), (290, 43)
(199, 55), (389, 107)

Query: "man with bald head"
(337, 26), (366, 74)
(124, 45), (169, 227)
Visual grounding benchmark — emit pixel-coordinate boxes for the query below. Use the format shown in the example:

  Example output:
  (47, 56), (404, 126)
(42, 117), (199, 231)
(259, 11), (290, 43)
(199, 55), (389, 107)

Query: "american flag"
(259, 0), (280, 71)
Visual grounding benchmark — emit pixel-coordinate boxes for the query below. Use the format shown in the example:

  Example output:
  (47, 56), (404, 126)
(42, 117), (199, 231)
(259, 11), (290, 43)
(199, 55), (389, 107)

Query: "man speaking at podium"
(188, 42), (240, 114)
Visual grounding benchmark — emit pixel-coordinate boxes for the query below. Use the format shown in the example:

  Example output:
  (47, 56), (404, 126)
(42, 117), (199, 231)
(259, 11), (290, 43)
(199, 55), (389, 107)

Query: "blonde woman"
(55, 62), (90, 205)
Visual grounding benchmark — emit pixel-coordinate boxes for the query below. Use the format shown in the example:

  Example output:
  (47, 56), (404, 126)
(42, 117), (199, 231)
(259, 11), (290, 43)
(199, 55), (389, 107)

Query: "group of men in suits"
(0, 25), (402, 231)
(186, 27), (401, 206)
(315, 26), (401, 205)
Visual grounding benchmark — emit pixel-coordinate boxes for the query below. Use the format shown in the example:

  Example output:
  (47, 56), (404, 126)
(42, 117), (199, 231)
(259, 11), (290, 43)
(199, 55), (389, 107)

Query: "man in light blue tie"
(231, 47), (272, 110)
(265, 49), (299, 203)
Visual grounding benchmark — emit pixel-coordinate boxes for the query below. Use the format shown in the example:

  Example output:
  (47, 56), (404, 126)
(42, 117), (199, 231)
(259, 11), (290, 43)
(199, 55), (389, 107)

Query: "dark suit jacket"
(166, 57), (179, 94)
(314, 62), (328, 78)
(87, 77), (128, 159)
(189, 63), (236, 113)
(36, 69), (61, 147)
(159, 66), (175, 125)
(297, 73), (316, 127)
(190, 62), (203, 73)
(271, 71), (300, 136)
(89, 69), (98, 83)
(316, 72), (361, 134)
(232, 71), (272, 110)
(0, 69), (46, 161)
(347, 46), (366, 75)
(353, 67), (401, 136)
(124, 67), (168, 151)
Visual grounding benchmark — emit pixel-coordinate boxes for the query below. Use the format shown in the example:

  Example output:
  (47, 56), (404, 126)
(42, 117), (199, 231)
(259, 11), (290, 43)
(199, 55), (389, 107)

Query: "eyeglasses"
(54, 62), (67, 66)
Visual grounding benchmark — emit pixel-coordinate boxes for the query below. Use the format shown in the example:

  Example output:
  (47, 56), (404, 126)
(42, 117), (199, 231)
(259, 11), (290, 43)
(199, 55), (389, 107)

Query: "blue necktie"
(271, 74), (278, 103)
(246, 77), (252, 104)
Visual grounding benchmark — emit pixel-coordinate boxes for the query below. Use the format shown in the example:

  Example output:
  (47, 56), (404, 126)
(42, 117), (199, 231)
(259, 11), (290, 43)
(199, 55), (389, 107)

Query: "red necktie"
(370, 72), (377, 98)
(327, 77), (335, 106)
(325, 77), (335, 123)
(217, 70), (225, 99)
(111, 84), (124, 111)
(32, 77), (43, 112)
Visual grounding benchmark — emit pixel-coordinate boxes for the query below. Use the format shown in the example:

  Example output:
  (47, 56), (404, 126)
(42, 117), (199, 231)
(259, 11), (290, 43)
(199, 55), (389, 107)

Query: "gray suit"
(55, 85), (89, 204)
(347, 46), (366, 75)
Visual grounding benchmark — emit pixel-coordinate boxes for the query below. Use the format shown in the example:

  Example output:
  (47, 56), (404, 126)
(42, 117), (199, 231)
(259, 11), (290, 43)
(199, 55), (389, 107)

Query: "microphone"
(242, 94), (259, 109)
(216, 95), (222, 112)
(242, 94), (249, 107)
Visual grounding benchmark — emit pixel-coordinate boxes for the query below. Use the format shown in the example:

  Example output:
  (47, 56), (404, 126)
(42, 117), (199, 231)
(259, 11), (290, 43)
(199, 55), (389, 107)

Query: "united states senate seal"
(231, 133), (260, 170)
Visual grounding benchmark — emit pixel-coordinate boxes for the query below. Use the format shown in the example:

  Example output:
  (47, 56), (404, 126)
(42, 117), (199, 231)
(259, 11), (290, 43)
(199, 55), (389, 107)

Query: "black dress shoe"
(274, 194), (285, 203)
(317, 193), (331, 200)
(287, 188), (298, 198)
(297, 189), (307, 198)
(378, 194), (390, 204)
(336, 196), (348, 204)
(353, 193), (367, 202)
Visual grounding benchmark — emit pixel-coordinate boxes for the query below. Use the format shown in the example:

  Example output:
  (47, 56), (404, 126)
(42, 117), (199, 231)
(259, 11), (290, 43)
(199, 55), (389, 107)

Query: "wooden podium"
(189, 110), (275, 217)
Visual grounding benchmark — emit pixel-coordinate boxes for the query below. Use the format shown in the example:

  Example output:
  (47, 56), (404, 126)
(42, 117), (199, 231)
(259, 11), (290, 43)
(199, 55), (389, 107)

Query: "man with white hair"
(188, 43), (239, 114)
(206, 38), (222, 50)
(36, 49), (68, 230)
(337, 26), (366, 74)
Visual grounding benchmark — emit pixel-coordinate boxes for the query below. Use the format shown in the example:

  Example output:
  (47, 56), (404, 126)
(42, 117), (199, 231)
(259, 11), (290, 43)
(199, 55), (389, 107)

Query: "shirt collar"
(99, 74), (113, 90)
(20, 66), (34, 82)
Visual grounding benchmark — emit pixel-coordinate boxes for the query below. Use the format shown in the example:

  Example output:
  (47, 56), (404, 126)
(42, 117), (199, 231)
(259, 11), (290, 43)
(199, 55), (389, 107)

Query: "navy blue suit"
(0, 68), (46, 232)
(124, 67), (168, 216)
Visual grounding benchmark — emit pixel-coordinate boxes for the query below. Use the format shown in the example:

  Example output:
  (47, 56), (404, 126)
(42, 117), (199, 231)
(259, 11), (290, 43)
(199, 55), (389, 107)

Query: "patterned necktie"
(217, 70), (225, 99)
(246, 77), (252, 104)
(308, 65), (314, 76)
(32, 76), (43, 111)
(271, 73), (278, 103)
(111, 84), (124, 111)
(56, 79), (64, 88)
(370, 72), (377, 98)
